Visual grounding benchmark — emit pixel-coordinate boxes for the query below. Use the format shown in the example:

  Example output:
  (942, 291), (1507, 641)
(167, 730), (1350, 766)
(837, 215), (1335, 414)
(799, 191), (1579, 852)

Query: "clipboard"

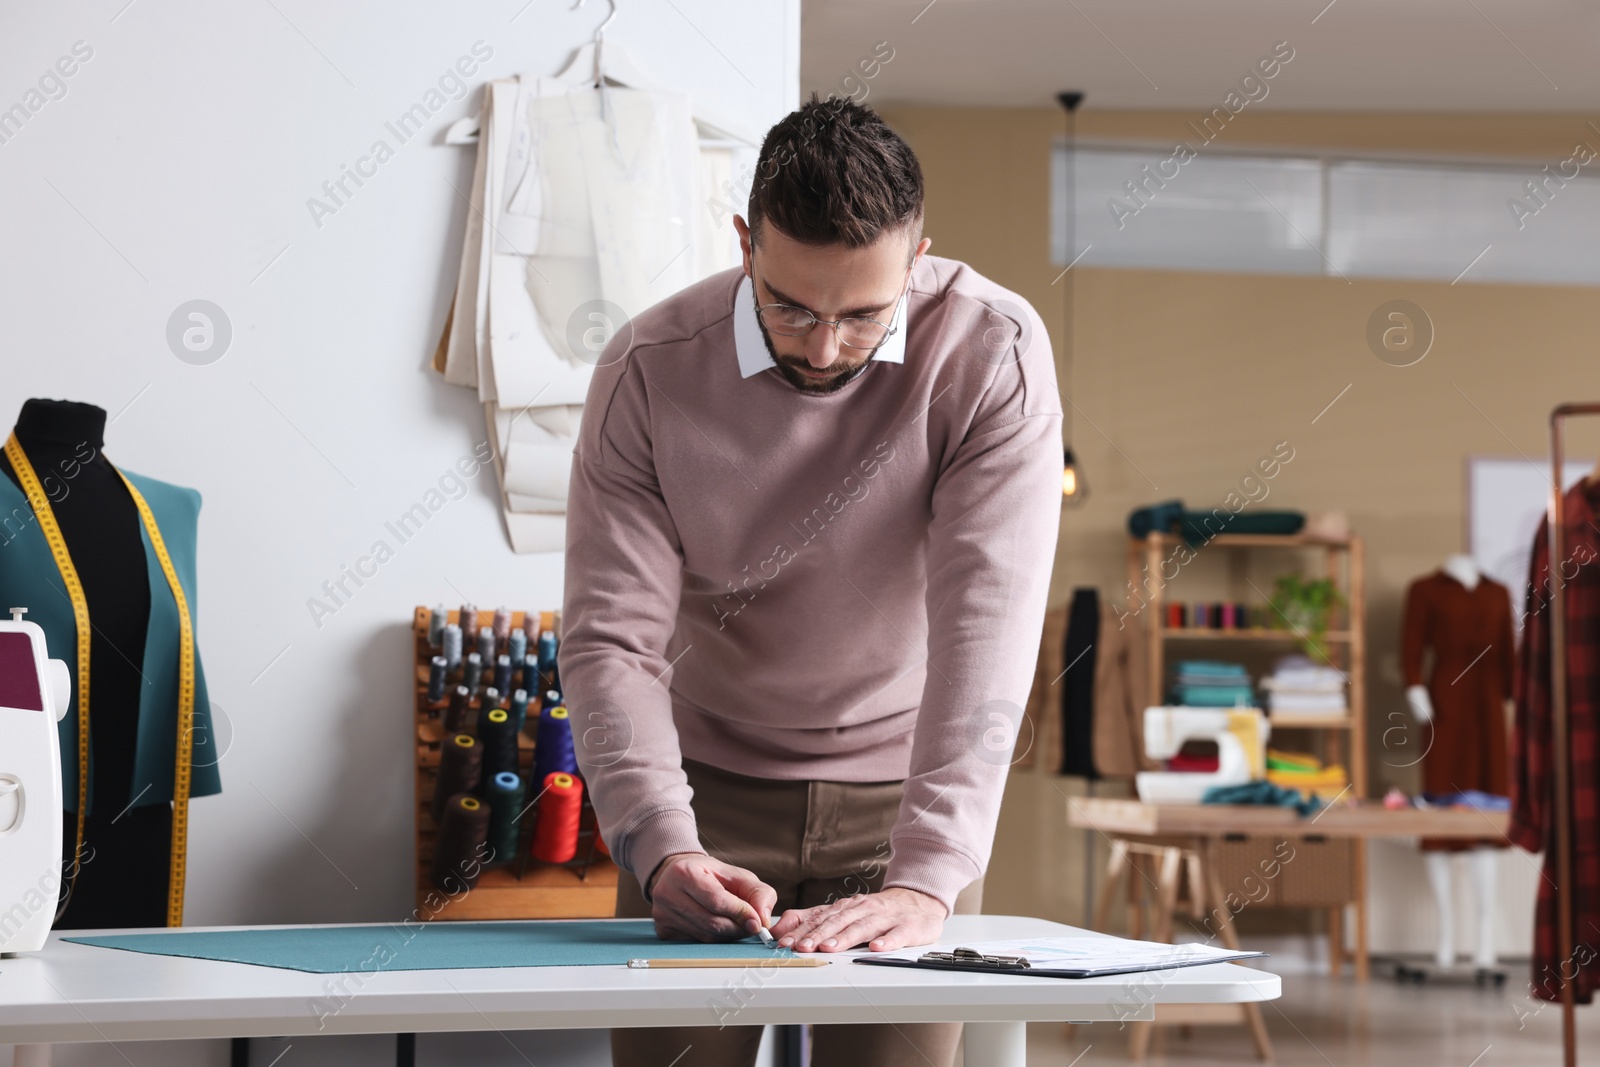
(853, 942), (1268, 980)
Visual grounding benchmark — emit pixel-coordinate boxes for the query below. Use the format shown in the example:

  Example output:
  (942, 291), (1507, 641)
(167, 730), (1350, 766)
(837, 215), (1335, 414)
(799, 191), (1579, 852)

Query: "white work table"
(0, 915), (1280, 1066)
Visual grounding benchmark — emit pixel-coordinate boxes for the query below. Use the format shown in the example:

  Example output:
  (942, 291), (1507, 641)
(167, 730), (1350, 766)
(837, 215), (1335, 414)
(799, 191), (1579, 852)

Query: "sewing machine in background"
(1136, 706), (1270, 804)
(0, 606), (71, 955)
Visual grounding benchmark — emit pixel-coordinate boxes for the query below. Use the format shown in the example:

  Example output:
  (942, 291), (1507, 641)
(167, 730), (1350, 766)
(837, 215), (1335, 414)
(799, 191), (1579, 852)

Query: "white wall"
(0, 2), (794, 1061)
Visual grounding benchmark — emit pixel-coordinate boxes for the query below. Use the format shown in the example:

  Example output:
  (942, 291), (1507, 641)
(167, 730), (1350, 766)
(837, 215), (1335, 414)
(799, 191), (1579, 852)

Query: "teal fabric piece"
(65, 920), (777, 973)
(1174, 686), (1256, 707)
(1202, 781), (1322, 817)
(0, 467), (220, 814)
(1173, 660), (1249, 678)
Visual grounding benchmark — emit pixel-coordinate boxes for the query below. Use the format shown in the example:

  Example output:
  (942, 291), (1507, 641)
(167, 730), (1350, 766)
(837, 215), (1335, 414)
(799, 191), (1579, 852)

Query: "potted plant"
(1267, 573), (1344, 658)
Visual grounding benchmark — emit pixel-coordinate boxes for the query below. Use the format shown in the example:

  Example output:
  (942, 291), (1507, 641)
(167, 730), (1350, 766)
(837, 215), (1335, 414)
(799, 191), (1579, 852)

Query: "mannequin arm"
(1406, 684), (1433, 723)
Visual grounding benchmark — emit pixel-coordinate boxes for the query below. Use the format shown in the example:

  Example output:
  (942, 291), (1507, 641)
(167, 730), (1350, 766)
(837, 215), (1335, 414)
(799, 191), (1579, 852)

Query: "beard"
(758, 318), (875, 395)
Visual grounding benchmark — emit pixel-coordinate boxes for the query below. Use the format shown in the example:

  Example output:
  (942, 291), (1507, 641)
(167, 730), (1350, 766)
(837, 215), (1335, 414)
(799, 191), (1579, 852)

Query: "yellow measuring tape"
(4, 434), (196, 927)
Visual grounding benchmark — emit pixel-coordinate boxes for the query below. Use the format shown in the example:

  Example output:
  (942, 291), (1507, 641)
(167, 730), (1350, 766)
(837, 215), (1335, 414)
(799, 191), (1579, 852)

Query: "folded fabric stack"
(1260, 654), (1347, 718)
(1171, 660), (1255, 707)
(1265, 748), (1349, 799)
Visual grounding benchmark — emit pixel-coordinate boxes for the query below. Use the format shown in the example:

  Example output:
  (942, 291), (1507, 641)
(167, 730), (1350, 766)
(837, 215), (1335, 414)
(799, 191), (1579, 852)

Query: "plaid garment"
(1510, 478), (1600, 1004)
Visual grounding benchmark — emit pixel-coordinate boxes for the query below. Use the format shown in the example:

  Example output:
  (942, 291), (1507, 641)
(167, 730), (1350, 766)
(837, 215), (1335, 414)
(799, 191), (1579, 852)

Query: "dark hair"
(747, 95), (924, 249)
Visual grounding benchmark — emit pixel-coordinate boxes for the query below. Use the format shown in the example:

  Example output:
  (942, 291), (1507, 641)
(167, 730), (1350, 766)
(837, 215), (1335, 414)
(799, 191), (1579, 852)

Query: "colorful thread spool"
(476, 627), (496, 668)
(431, 793), (490, 892)
(480, 708), (519, 784)
(445, 685), (472, 734)
(426, 655), (448, 703)
(463, 652), (483, 694)
(442, 624), (463, 673)
(492, 606), (512, 650)
(508, 628), (527, 671)
(1166, 602), (1185, 629)
(486, 771), (524, 865)
(534, 705), (579, 788)
(531, 772), (583, 864)
(428, 604), (447, 649)
(510, 688), (530, 734)
(522, 610), (540, 640)
(432, 734), (482, 825)
(521, 655), (540, 694)
(459, 603), (479, 647)
(1210, 602), (1226, 630)
(494, 653), (513, 696)
(1193, 603), (1210, 628)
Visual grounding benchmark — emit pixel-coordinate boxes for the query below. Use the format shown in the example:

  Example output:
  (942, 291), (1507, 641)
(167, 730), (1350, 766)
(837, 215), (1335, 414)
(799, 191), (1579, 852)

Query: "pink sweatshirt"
(560, 256), (1062, 911)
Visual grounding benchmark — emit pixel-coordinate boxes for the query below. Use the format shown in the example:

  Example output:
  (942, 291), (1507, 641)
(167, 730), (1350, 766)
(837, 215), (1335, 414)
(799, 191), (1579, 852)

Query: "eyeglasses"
(754, 265), (911, 350)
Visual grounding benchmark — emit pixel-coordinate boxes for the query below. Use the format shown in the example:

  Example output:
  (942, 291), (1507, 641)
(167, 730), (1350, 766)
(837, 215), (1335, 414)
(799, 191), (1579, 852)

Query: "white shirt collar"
(732, 275), (909, 380)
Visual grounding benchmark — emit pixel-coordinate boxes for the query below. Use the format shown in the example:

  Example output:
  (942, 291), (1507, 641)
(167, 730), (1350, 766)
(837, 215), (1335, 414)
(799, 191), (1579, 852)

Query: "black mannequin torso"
(2, 398), (169, 928)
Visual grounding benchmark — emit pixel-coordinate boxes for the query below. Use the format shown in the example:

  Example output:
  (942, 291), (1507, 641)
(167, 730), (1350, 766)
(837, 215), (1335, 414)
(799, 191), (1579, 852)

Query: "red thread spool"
(531, 772), (584, 864)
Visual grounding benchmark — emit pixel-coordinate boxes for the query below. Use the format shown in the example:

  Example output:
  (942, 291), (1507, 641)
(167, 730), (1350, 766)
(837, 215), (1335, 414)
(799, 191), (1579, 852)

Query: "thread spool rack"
(412, 606), (618, 920)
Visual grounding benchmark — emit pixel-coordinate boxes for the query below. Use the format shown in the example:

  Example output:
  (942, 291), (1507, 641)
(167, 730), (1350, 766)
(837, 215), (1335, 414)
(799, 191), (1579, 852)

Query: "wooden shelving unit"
(411, 606), (618, 921)
(1126, 530), (1371, 977)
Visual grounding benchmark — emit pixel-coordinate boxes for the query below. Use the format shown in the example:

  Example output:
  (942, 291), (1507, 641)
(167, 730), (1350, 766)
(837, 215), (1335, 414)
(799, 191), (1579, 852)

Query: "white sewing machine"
(1135, 706), (1269, 804)
(0, 606), (71, 955)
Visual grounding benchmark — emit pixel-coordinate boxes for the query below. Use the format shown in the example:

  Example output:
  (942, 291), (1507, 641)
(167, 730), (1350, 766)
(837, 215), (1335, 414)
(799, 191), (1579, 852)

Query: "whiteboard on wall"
(1467, 457), (1591, 625)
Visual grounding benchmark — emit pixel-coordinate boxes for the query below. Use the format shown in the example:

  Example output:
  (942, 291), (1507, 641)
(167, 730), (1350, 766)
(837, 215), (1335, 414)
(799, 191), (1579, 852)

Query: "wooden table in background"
(1066, 798), (1513, 1060)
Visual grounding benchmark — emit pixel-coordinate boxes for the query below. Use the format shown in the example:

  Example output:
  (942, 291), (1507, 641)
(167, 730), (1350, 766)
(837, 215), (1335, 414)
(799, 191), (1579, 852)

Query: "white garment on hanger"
(435, 59), (751, 553)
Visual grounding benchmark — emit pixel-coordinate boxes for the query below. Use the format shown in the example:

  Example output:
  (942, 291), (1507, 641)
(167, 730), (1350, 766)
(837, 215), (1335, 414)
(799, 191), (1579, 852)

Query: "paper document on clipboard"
(855, 936), (1266, 979)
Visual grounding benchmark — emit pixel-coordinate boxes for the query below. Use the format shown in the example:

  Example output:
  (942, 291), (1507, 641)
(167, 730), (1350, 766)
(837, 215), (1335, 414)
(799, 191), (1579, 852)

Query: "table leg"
(965, 1021), (1027, 1066)
(1093, 838), (1129, 933)
(1327, 906), (1345, 977)
(396, 1032), (415, 1067)
(1199, 839), (1273, 1062)
(231, 1036), (249, 1066)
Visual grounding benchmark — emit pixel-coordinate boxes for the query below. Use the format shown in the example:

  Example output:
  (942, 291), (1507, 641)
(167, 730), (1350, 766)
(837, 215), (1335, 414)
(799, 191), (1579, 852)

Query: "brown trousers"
(610, 758), (984, 1067)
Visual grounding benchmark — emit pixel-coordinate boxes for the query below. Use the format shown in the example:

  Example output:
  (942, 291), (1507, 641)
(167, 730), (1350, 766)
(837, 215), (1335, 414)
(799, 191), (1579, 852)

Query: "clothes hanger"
(446, 0), (758, 147)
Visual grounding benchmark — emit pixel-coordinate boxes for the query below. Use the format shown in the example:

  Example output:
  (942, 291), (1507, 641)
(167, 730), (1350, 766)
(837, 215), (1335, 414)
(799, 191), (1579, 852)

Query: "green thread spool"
(486, 771), (524, 865)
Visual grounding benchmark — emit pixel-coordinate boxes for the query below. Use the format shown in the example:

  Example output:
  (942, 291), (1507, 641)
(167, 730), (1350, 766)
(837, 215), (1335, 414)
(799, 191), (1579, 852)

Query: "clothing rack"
(1547, 402), (1600, 1067)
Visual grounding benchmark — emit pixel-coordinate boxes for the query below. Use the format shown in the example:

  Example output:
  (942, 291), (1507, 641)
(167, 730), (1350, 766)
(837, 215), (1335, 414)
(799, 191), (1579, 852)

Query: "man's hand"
(646, 852), (778, 942)
(770, 887), (946, 953)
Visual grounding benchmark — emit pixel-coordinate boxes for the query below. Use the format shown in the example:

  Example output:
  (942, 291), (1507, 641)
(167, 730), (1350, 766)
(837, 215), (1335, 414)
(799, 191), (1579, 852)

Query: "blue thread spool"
(521, 654), (540, 694)
(534, 705), (578, 789)
(486, 771), (524, 865)
(510, 688), (530, 734)
(443, 624), (463, 673)
(426, 655), (447, 702)
(538, 630), (559, 690)
(508, 628), (527, 670)
(428, 605), (447, 649)
(463, 652), (483, 694)
(494, 653), (513, 696)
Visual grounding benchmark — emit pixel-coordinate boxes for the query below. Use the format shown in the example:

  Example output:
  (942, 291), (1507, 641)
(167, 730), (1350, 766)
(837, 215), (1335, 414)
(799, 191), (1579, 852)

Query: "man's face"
(735, 217), (931, 395)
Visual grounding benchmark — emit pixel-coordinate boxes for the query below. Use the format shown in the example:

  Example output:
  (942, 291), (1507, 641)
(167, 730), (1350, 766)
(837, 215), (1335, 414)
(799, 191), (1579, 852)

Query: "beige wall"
(880, 105), (1600, 936)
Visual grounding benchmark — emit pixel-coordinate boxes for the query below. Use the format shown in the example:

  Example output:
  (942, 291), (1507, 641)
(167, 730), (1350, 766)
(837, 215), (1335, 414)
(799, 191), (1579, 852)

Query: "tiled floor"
(1027, 965), (1595, 1066)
